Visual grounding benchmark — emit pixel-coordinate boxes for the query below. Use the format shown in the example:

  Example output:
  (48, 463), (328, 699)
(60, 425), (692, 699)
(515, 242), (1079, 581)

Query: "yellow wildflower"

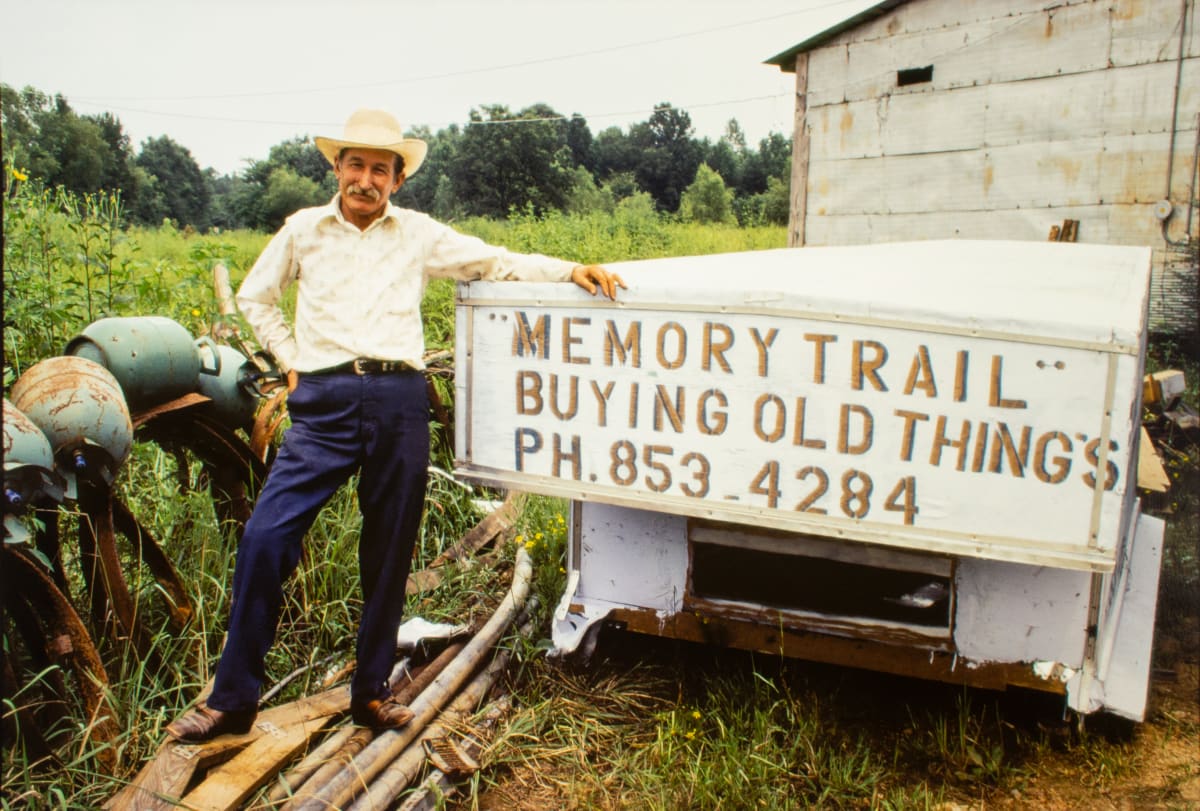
(691, 710), (701, 720)
(191, 308), (202, 317)
(12, 169), (28, 182)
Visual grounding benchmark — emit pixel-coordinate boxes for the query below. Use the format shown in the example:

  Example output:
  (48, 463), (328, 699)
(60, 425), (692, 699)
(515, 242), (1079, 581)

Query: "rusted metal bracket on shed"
(1048, 219), (1079, 241)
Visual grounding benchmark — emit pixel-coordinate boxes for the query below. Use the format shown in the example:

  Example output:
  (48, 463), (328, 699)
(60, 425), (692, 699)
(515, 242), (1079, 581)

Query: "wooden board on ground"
(178, 688), (350, 810)
(105, 686), (349, 811)
(406, 494), (518, 593)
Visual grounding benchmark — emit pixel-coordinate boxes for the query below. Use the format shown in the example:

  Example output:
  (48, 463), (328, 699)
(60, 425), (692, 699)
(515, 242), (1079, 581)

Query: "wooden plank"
(979, 63), (1182, 149)
(1097, 131), (1180, 205)
(807, 88), (987, 161)
(106, 687), (350, 810)
(801, 147), (1185, 247)
(181, 716), (339, 810)
(984, 139), (1104, 210)
(406, 495), (517, 593)
(801, 203), (1161, 245)
(790, 51), (810, 248)
(807, 149), (988, 215)
(1137, 426), (1171, 492)
(104, 739), (243, 811)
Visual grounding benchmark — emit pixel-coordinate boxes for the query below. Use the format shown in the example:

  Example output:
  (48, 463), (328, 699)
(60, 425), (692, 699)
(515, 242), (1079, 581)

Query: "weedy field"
(2, 177), (1197, 809)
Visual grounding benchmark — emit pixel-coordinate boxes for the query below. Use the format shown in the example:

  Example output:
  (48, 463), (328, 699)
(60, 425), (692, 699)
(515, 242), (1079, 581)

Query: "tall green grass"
(456, 207), (786, 265)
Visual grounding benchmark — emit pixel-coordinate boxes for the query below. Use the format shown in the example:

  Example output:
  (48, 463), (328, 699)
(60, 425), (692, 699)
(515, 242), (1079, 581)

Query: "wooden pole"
(789, 51), (811, 248)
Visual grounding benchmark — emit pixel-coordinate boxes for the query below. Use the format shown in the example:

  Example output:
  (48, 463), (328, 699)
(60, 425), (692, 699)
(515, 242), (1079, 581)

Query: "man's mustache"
(348, 185), (381, 200)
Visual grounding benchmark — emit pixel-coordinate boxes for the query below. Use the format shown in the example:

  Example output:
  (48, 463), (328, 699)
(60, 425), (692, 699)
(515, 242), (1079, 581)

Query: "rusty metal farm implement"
(3, 268), (512, 808)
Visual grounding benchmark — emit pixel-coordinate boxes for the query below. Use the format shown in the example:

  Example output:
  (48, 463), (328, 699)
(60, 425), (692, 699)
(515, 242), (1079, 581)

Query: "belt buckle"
(352, 358), (370, 375)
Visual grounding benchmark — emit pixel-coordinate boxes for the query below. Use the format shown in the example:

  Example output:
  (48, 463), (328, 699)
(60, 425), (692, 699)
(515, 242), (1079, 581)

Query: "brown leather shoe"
(351, 696), (415, 730)
(165, 703), (256, 743)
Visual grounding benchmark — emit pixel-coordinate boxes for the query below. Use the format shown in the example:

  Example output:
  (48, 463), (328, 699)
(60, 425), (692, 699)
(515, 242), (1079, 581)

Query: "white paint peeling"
(1032, 660), (1079, 683)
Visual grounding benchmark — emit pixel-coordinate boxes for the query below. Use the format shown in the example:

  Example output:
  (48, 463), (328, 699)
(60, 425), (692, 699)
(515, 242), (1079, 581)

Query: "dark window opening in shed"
(897, 65), (934, 86)
(689, 542), (952, 629)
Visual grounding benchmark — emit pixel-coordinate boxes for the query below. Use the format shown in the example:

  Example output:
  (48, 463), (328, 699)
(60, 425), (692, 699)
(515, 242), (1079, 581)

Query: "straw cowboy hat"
(314, 109), (428, 177)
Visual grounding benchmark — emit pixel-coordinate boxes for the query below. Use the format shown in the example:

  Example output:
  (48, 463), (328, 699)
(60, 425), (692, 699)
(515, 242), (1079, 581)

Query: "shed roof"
(764, 0), (908, 70)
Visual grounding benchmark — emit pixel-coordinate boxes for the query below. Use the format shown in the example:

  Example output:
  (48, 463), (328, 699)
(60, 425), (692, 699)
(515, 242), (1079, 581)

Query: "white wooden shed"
(766, 0), (1199, 334)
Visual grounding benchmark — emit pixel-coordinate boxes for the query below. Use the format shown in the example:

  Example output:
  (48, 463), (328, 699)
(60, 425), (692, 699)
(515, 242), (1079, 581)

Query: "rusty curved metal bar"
(77, 482), (158, 663)
(74, 505), (111, 638)
(110, 497), (194, 631)
(2, 545), (118, 771)
(33, 507), (72, 598)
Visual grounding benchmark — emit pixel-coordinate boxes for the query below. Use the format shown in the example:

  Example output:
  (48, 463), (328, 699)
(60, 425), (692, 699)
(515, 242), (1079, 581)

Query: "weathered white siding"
(785, 0), (1199, 332)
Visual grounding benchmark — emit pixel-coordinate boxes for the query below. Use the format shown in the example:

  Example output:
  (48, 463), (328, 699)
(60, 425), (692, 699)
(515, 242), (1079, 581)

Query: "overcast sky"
(0, 0), (876, 176)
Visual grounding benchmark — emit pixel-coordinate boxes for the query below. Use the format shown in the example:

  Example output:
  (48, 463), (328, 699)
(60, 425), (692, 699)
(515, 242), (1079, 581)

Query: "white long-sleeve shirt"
(236, 196), (575, 373)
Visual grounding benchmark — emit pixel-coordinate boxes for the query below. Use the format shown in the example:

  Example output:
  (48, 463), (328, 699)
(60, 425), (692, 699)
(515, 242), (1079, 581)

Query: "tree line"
(2, 84), (791, 231)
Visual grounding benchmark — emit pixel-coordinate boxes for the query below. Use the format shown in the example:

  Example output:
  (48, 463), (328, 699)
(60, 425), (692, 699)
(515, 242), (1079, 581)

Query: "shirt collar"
(325, 194), (401, 231)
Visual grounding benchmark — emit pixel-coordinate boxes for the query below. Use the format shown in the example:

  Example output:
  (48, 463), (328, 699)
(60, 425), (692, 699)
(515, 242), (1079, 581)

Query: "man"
(167, 109), (625, 742)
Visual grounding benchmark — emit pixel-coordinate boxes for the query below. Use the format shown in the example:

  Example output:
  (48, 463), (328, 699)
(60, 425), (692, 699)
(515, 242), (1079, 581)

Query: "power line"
(66, 92), (793, 135)
(459, 94), (788, 128)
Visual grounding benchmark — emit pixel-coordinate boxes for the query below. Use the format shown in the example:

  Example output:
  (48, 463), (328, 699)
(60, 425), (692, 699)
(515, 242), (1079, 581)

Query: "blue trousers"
(207, 370), (429, 711)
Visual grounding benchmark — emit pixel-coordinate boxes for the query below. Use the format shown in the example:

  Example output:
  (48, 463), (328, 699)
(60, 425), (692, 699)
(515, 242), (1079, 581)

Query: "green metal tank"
(64, 316), (219, 410)
(195, 341), (260, 430)
(10, 356), (134, 489)
(3, 400), (67, 542)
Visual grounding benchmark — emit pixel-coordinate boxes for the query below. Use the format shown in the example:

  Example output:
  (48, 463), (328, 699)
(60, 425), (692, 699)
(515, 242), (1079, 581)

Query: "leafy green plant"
(3, 176), (75, 373)
(512, 496), (570, 623)
(63, 189), (133, 324)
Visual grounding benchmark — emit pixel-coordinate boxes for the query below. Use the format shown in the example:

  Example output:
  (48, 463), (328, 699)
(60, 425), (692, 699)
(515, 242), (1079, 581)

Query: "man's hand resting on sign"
(571, 265), (627, 300)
